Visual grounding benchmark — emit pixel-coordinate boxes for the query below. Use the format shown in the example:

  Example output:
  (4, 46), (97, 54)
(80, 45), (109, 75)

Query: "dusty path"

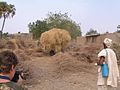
(22, 53), (120, 90)
(25, 56), (98, 90)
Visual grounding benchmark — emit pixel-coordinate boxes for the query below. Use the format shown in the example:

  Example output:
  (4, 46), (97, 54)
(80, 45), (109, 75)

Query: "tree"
(46, 12), (81, 38)
(86, 28), (98, 35)
(28, 20), (49, 39)
(28, 12), (81, 39)
(2, 32), (8, 38)
(117, 25), (120, 33)
(0, 2), (16, 38)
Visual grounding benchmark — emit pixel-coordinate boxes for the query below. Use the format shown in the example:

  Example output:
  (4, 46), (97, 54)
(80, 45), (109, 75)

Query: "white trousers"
(98, 85), (117, 90)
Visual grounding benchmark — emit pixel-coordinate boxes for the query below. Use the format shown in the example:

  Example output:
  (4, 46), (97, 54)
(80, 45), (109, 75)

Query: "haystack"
(6, 39), (18, 50)
(5, 38), (27, 50)
(0, 39), (7, 49)
(40, 28), (71, 54)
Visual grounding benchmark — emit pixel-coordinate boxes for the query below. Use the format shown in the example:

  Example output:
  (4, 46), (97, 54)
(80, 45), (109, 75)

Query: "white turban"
(103, 38), (112, 48)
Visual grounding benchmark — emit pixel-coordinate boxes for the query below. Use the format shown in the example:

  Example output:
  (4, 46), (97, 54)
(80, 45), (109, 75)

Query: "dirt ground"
(24, 55), (120, 90)
(24, 41), (120, 90)
(0, 38), (120, 90)
(25, 56), (97, 90)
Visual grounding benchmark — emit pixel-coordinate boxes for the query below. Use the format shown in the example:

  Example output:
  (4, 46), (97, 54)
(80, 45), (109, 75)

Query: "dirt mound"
(64, 40), (102, 63)
(26, 52), (98, 90)
(52, 52), (96, 75)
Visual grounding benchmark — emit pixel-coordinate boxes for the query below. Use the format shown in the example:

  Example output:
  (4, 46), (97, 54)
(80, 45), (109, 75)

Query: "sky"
(0, 0), (120, 35)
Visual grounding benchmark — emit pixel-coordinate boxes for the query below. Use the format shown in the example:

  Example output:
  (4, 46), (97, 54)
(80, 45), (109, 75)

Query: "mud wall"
(76, 32), (120, 45)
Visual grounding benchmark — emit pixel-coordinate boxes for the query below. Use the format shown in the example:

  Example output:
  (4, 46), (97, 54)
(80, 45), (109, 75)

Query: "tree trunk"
(0, 16), (6, 39)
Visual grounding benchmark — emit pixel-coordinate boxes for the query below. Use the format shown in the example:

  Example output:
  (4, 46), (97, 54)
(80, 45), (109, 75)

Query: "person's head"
(103, 38), (112, 48)
(0, 50), (18, 80)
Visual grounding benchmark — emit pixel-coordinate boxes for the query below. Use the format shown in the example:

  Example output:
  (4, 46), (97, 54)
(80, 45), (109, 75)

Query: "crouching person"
(0, 50), (27, 90)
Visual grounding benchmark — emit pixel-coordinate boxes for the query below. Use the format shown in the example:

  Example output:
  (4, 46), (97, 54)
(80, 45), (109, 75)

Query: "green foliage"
(0, 1), (16, 38)
(28, 20), (49, 39)
(0, 2), (15, 18)
(28, 12), (81, 39)
(2, 32), (8, 38)
(86, 28), (98, 35)
(46, 12), (81, 38)
(117, 25), (120, 33)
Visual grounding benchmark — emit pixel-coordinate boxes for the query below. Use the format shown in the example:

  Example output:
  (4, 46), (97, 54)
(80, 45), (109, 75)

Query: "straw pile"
(40, 28), (71, 54)
(6, 39), (18, 50)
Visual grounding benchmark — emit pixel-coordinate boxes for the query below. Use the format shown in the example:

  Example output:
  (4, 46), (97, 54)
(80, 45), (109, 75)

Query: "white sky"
(0, 0), (120, 35)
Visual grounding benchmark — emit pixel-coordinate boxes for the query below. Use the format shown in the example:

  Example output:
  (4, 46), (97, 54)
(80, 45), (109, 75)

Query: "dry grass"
(40, 28), (71, 53)
(112, 43), (120, 63)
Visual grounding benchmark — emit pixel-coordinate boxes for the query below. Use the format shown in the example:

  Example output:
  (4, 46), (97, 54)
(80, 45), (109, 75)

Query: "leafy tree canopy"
(0, 1), (16, 38)
(86, 28), (98, 35)
(28, 20), (49, 39)
(117, 25), (120, 33)
(28, 12), (81, 39)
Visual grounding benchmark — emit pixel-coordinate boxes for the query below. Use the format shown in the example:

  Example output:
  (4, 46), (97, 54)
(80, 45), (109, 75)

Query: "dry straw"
(40, 28), (71, 53)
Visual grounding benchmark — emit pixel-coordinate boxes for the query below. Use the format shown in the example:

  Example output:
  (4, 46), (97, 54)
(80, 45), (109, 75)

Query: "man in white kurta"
(97, 38), (119, 90)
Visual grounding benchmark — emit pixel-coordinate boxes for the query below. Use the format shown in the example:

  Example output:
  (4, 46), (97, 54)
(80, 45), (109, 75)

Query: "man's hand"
(17, 72), (24, 85)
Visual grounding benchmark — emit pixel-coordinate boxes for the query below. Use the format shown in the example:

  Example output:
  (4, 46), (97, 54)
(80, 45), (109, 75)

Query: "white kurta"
(97, 48), (119, 88)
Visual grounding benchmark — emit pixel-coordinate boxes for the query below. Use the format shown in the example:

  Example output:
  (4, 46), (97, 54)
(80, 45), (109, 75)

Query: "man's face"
(9, 65), (16, 80)
(103, 43), (107, 48)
